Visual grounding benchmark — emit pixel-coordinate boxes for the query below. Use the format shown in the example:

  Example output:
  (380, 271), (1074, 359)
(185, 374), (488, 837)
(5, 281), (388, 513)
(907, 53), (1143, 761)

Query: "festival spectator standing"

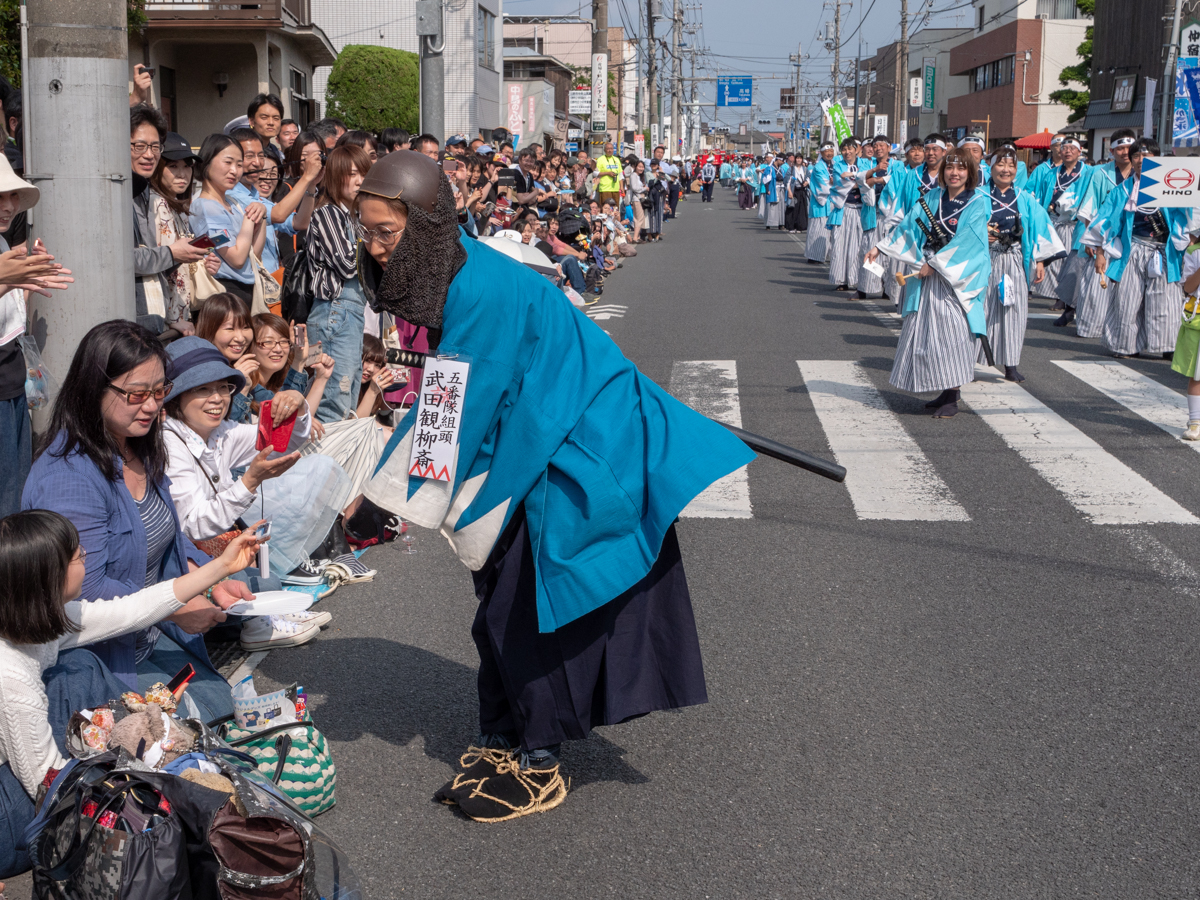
(21, 320), (253, 720)
(645, 160), (667, 242)
(380, 128), (411, 153)
(274, 129), (324, 238)
(189, 134), (264, 304)
(247, 93), (285, 166)
(411, 134), (441, 160)
(628, 159), (648, 242)
(279, 118), (300, 151)
(338, 130), (380, 163)
(594, 140), (624, 208)
(306, 144), (371, 422)
(132, 104), (209, 334)
(228, 127), (293, 280)
(0, 156), (73, 518)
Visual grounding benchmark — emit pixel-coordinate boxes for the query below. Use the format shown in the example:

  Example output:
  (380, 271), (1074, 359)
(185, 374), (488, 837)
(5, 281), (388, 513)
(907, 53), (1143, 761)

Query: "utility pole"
(592, 0), (609, 155)
(790, 44), (802, 153)
(648, 0), (658, 138)
(26, 0), (135, 414)
(415, 0), (445, 140)
(670, 0), (681, 156)
(833, 0), (842, 100)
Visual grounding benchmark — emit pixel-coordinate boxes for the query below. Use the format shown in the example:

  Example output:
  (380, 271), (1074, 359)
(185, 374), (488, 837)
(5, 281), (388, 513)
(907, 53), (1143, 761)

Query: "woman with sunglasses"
(20, 321), (254, 720)
(866, 147), (992, 419)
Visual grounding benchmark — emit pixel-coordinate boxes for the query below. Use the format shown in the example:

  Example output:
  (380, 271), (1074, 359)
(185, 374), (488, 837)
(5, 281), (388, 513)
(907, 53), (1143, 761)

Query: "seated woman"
(250, 313), (333, 426)
(357, 334), (404, 421)
(0, 508), (263, 877)
(22, 320), (249, 722)
(162, 337), (351, 601)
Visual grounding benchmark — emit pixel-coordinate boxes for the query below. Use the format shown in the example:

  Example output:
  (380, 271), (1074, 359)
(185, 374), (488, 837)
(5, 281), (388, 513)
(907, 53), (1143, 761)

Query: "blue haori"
(978, 243), (1029, 367)
(365, 233), (755, 634)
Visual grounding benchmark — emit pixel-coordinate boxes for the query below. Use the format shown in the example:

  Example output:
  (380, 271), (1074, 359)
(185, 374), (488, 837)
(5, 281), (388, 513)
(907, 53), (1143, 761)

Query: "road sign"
(717, 76), (753, 107)
(566, 141), (579, 152)
(569, 89), (591, 115)
(1133, 156), (1200, 206)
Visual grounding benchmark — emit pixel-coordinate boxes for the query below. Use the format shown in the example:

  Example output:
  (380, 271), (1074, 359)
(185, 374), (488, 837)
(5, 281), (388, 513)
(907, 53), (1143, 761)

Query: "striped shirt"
(135, 487), (176, 588)
(307, 203), (358, 302)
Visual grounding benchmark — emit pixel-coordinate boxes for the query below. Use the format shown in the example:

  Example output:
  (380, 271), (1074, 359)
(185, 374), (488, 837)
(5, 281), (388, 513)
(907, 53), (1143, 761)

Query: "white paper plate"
(226, 591), (314, 617)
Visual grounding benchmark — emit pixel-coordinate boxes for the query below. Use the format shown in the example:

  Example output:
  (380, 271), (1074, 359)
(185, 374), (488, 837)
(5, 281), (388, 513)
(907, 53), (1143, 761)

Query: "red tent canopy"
(1015, 129), (1055, 149)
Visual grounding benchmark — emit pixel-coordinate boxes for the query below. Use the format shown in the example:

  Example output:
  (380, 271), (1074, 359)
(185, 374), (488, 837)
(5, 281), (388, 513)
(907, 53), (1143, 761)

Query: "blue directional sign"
(717, 76), (753, 107)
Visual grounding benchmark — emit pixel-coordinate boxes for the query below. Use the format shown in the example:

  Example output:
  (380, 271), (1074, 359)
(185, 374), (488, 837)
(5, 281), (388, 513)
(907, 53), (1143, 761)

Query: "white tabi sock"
(1188, 395), (1200, 421)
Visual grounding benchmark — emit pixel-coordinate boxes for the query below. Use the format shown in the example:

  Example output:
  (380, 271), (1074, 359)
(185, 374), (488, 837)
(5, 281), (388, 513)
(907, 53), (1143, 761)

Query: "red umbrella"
(1014, 129), (1055, 149)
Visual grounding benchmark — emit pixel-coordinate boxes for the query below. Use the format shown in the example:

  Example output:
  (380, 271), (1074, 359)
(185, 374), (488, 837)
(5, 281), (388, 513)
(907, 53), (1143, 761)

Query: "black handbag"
(280, 243), (314, 325)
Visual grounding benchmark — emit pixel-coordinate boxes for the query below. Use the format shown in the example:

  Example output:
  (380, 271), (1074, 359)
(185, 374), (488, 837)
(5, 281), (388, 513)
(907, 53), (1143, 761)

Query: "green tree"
(1048, 0), (1094, 123)
(1, 0), (146, 87)
(325, 45), (419, 134)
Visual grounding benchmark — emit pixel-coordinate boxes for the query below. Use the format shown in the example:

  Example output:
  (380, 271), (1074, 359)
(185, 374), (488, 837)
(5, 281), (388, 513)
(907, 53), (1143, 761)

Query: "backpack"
(280, 242), (314, 324)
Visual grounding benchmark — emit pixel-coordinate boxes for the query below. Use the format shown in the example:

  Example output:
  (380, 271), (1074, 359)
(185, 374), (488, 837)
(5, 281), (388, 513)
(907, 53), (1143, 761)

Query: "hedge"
(325, 45), (419, 134)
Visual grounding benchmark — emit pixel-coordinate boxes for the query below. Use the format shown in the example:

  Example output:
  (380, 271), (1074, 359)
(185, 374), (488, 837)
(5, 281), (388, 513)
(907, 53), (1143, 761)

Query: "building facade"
(133, 0), (336, 141)
(309, 0), (502, 138)
(945, 0), (1089, 145)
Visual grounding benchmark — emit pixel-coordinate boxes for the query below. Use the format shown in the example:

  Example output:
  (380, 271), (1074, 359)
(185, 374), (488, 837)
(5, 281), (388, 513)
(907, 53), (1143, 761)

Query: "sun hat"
(0, 154), (39, 214)
(165, 336), (247, 402)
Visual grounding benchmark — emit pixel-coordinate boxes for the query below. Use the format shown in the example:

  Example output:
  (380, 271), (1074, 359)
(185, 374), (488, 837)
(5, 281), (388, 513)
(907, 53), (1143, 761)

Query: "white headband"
(959, 136), (985, 148)
(1050, 136), (1064, 145)
(1112, 136), (1136, 148)
(924, 139), (947, 150)
(820, 142), (835, 150)
(1062, 138), (1081, 149)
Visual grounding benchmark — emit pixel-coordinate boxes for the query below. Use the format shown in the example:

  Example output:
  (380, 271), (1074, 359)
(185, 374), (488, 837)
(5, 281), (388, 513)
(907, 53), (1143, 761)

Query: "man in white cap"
(958, 133), (990, 184)
(0, 155), (73, 516)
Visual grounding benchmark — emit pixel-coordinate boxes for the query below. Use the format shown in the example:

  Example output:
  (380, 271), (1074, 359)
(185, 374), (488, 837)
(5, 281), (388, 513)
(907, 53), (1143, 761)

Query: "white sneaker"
(239, 615), (320, 651)
(283, 609), (331, 628)
(1184, 420), (1200, 441)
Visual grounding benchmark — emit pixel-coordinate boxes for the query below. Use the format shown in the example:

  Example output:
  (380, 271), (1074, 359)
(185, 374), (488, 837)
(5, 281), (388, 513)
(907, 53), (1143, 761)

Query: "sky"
(500, 0), (972, 129)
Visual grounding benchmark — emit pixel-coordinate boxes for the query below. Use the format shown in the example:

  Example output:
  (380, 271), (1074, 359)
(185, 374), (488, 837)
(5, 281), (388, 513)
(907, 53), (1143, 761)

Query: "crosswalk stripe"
(796, 360), (971, 521)
(961, 369), (1199, 525)
(669, 361), (754, 518)
(1051, 359), (1199, 451)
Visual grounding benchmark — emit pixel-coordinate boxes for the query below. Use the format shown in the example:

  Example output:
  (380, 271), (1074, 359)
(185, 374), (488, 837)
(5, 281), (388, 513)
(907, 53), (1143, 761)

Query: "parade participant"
(1082, 138), (1191, 360)
(786, 157), (809, 233)
(903, 137), (925, 170)
(828, 137), (875, 294)
(958, 134), (990, 185)
(860, 134), (903, 297)
(1026, 136), (1091, 312)
(806, 142), (837, 264)
(979, 146), (1064, 382)
(1069, 128), (1137, 337)
(866, 146), (991, 419)
(1025, 135), (1064, 200)
(737, 157), (755, 210)
(760, 155), (785, 229)
(353, 151), (754, 822)
(719, 156), (732, 188)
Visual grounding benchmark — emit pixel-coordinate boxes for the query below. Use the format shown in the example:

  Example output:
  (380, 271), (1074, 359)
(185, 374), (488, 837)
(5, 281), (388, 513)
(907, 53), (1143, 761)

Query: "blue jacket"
(366, 233), (754, 633)
(22, 433), (218, 689)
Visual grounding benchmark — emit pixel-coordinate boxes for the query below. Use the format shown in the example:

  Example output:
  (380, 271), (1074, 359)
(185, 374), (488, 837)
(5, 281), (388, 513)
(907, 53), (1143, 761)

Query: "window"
(290, 68), (310, 129)
(978, 5), (985, 31)
(477, 6), (496, 69)
(1035, 0), (1078, 18)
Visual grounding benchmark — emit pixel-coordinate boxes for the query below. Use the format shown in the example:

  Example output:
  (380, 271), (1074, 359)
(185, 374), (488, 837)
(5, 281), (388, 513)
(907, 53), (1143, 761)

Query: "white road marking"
(586, 304), (628, 321)
(796, 360), (970, 521)
(669, 360), (754, 518)
(1052, 359), (1198, 451)
(960, 369), (1198, 525)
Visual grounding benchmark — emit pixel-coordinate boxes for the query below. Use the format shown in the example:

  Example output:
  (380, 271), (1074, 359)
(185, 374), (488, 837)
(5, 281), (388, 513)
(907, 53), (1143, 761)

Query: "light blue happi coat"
(719, 161), (732, 180)
(1080, 177), (1193, 283)
(1026, 160), (1096, 250)
(809, 158), (835, 218)
(1074, 160), (1123, 233)
(983, 176), (1068, 284)
(876, 159), (913, 229)
(365, 235), (755, 633)
(760, 163), (780, 203)
(875, 187), (992, 336)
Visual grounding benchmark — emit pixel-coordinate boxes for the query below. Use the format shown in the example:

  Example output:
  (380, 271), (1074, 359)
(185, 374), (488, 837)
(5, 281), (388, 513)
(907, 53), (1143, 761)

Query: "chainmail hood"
(373, 174), (466, 329)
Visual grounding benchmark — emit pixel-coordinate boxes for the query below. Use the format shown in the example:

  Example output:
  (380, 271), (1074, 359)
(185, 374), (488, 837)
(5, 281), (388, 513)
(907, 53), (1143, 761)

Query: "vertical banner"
(591, 52), (608, 133)
(922, 57), (936, 113)
(899, 119), (908, 145)
(507, 84), (523, 142)
(635, 134), (645, 158)
(1145, 77), (1157, 138)
(1175, 56), (1200, 147)
(651, 123), (660, 147)
(821, 99), (852, 144)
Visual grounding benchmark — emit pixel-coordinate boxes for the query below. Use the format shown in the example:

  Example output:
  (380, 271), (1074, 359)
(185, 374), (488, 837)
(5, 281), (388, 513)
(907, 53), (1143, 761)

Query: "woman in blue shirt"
(189, 133), (266, 304)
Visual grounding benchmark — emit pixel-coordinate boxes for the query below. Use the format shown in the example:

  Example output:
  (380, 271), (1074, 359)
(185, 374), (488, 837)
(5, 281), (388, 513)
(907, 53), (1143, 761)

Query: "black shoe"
(1052, 308), (1075, 327)
(806, 260), (822, 265)
(1004, 366), (1026, 383)
(925, 389), (956, 409)
(1049, 300), (1065, 311)
(835, 284), (853, 292)
(312, 516), (353, 563)
(1112, 352), (1140, 359)
(855, 290), (867, 299)
(1163, 351), (1174, 361)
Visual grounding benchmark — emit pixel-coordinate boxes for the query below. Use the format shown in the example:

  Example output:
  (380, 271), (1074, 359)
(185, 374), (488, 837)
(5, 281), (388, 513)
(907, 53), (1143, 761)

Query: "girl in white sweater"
(0, 508), (264, 877)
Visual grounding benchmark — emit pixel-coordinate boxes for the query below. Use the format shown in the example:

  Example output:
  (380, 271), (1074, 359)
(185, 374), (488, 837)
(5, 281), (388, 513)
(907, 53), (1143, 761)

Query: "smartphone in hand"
(293, 323), (307, 346)
(305, 340), (324, 366)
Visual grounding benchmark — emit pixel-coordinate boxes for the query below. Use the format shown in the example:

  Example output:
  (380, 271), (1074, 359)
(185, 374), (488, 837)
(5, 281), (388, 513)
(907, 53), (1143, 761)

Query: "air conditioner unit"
(1034, 13), (1047, 18)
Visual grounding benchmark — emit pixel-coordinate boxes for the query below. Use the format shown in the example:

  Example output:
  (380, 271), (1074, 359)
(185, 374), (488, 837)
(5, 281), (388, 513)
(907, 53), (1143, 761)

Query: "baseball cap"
(446, 134), (468, 147)
(161, 132), (201, 164)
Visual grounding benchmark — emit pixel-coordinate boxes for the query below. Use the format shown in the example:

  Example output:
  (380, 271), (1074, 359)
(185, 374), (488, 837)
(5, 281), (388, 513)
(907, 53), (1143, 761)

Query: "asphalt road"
(14, 187), (1200, 899)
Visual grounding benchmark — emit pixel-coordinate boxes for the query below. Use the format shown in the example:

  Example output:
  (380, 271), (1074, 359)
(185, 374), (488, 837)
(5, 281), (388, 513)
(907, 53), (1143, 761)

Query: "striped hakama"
(891, 268), (978, 394)
(977, 243), (1028, 367)
(1073, 259), (1111, 338)
(765, 199), (785, 228)
(829, 204), (864, 287)
(1102, 238), (1184, 356)
(1036, 219), (1080, 301)
(857, 225), (883, 294)
(806, 217), (830, 262)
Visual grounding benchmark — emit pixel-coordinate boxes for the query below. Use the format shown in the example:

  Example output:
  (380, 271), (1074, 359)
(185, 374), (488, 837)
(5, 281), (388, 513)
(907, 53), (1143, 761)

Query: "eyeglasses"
(72, 546), (87, 564)
(256, 173), (280, 183)
(255, 339), (290, 350)
(185, 382), (238, 397)
(130, 141), (163, 156)
(107, 382), (173, 404)
(355, 223), (403, 245)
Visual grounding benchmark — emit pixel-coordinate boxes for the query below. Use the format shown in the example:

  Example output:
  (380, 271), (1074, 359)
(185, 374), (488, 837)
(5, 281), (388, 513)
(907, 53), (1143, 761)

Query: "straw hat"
(0, 154), (40, 214)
